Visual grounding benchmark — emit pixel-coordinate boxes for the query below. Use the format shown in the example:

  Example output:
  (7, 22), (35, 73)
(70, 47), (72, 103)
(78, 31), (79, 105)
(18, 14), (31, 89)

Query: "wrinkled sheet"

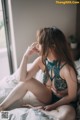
(0, 108), (58, 120)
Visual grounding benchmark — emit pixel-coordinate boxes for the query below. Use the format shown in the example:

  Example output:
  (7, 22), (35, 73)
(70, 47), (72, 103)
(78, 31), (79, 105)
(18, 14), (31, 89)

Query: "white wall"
(10, 0), (77, 67)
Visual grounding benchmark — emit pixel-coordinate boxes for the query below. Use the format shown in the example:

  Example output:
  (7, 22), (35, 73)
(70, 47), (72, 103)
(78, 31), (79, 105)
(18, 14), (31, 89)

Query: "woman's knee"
(57, 105), (76, 120)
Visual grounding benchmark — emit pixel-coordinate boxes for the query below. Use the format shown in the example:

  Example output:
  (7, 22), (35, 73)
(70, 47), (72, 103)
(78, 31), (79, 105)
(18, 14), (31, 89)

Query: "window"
(0, 0), (13, 79)
(0, 0), (6, 49)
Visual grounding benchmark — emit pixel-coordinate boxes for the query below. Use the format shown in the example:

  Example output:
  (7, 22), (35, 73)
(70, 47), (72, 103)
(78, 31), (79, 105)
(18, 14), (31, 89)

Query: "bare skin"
(0, 42), (77, 120)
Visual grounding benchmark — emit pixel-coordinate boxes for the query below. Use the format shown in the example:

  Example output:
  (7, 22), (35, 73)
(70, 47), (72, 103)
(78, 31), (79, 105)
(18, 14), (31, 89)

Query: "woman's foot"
(22, 104), (33, 108)
(22, 104), (44, 110)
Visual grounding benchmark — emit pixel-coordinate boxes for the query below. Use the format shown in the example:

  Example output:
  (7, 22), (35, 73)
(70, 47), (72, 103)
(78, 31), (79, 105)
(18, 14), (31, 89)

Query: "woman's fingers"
(44, 105), (54, 111)
(31, 42), (38, 48)
(31, 42), (39, 52)
(24, 42), (39, 57)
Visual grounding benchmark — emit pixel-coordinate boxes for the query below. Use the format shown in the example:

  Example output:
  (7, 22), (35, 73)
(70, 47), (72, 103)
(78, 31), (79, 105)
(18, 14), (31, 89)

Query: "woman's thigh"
(42, 105), (76, 120)
(56, 105), (76, 120)
(20, 78), (52, 104)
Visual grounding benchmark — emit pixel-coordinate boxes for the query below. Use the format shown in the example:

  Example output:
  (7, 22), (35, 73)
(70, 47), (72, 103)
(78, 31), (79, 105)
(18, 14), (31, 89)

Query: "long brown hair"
(37, 27), (77, 75)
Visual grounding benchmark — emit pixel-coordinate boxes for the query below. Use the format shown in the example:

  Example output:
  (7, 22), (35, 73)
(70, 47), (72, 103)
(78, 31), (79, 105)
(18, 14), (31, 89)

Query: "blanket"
(0, 108), (58, 120)
(0, 61), (80, 120)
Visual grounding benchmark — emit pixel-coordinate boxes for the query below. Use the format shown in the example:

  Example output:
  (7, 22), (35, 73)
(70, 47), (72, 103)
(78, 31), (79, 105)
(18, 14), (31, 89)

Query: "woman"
(0, 27), (78, 120)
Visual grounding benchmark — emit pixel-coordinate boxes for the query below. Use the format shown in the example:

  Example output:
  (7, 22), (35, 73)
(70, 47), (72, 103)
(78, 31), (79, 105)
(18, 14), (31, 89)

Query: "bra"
(43, 59), (67, 91)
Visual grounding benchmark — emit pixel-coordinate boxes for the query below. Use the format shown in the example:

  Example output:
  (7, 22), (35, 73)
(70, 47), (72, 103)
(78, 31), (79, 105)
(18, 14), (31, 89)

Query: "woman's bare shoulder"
(61, 64), (74, 74)
(60, 63), (76, 79)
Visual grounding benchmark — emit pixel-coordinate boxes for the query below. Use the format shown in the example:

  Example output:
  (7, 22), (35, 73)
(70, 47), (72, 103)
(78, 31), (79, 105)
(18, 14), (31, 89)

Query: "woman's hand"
(43, 104), (55, 111)
(24, 42), (39, 57)
(22, 104), (55, 111)
(33, 105), (55, 111)
(51, 87), (68, 97)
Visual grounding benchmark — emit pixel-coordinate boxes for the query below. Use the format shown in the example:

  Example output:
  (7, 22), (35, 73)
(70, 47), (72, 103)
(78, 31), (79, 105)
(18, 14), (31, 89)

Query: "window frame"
(1, 0), (13, 74)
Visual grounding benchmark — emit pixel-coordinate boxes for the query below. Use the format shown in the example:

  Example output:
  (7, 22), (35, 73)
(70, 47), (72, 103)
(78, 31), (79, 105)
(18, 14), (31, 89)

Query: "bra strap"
(60, 63), (67, 70)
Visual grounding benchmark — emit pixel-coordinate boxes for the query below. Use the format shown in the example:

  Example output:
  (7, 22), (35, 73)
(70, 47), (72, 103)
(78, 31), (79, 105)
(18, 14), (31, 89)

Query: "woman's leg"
(46, 105), (76, 120)
(0, 82), (28, 111)
(0, 78), (52, 111)
(42, 105), (76, 120)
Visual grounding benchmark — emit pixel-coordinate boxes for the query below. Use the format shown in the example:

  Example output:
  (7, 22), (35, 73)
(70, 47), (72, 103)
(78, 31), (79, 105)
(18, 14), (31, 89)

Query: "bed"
(0, 61), (80, 120)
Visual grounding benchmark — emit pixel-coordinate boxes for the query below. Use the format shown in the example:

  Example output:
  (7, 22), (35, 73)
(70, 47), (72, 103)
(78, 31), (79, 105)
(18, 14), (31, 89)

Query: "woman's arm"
(44, 65), (77, 111)
(19, 42), (40, 81)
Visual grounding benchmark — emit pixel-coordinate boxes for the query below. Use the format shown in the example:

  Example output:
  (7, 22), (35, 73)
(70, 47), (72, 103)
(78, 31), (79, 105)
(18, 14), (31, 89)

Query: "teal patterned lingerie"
(43, 59), (67, 91)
